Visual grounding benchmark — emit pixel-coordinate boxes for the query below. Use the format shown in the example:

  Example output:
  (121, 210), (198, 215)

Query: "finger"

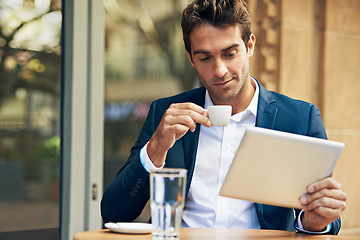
(172, 102), (207, 115)
(301, 188), (347, 206)
(307, 177), (342, 194)
(166, 115), (198, 133)
(305, 203), (345, 221)
(168, 104), (211, 127)
(302, 193), (346, 212)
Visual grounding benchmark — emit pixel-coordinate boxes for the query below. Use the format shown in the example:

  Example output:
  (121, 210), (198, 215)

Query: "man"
(101, 0), (346, 234)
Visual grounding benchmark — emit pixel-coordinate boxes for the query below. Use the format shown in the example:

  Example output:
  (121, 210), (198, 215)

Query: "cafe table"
(74, 228), (360, 240)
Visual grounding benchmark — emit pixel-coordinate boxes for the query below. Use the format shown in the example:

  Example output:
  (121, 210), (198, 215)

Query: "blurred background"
(0, 0), (359, 239)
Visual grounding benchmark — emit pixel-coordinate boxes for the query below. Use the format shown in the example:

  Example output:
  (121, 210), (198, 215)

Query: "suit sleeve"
(306, 104), (327, 140)
(294, 104), (341, 235)
(101, 101), (158, 223)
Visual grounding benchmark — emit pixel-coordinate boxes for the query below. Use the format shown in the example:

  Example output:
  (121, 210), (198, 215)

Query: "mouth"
(213, 79), (233, 87)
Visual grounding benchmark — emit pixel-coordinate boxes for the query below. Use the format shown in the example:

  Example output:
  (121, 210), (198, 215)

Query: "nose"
(213, 59), (228, 78)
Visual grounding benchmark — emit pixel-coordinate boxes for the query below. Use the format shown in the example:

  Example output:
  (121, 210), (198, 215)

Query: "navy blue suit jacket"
(101, 81), (341, 234)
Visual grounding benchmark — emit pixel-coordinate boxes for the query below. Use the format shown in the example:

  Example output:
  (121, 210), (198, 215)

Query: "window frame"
(61, 1), (104, 239)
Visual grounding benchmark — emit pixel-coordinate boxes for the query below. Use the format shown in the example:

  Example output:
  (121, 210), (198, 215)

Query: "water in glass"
(150, 168), (187, 237)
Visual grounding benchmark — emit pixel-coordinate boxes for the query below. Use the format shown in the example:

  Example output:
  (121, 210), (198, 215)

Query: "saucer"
(105, 222), (153, 234)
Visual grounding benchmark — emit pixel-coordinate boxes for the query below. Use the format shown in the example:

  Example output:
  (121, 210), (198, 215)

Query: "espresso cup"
(207, 105), (232, 127)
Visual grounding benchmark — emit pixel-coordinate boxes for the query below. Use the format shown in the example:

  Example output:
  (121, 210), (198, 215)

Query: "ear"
(186, 50), (195, 67)
(247, 34), (256, 57)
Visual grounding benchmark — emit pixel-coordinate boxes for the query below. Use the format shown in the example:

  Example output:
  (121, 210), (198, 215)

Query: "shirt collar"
(204, 77), (259, 122)
(246, 77), (259, 118)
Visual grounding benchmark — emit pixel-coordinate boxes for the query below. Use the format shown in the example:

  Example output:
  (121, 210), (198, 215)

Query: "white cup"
(207, 105), (232, 127)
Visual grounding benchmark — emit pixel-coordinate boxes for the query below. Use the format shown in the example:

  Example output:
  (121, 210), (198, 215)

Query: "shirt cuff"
(295, 210), (332, 234)
(139, 141), (165, 173)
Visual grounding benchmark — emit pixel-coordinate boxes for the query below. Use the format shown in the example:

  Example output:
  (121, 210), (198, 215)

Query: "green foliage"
(38, 136), (60, 162)
(28, 136), (60, 181)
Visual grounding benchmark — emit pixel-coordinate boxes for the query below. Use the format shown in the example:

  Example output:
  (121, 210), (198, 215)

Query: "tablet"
(219, 127), (344, 209)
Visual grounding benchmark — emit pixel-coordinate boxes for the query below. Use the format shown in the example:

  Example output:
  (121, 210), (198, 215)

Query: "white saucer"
(105, 222), (153, 234)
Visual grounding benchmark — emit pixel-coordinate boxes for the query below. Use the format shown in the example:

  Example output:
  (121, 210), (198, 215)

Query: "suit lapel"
(255, 82), (278, 130)
(182, 87), (206, 193)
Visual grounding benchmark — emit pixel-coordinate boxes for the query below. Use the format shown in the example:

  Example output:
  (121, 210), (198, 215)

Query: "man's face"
(187, 24), (255, 106)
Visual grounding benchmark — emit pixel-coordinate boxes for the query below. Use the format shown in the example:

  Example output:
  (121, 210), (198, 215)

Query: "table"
(74, 228), (360, 240)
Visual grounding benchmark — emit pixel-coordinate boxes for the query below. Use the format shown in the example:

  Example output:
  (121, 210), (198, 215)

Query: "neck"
(228, 78), (256, 115)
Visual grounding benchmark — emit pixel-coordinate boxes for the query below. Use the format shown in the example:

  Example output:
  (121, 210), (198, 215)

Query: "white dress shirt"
(181, 79), (260, 228)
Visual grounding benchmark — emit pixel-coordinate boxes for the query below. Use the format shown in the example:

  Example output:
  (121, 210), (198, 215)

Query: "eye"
(199, 56), (210, 62)
(224, 50), (237, 58)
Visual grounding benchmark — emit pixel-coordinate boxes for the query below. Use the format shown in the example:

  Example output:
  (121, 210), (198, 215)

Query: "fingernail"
(207, 120), (211, 126)
(308, 186), (314, 193)
(300, 196), (307, 204)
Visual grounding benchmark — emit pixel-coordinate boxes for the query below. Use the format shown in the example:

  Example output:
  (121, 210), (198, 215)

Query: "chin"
(209, 87), (240, 102)
(214, 94), (237, 103)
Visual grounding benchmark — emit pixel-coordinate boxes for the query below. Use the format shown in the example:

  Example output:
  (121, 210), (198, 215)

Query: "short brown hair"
(181, 0), (251, 55)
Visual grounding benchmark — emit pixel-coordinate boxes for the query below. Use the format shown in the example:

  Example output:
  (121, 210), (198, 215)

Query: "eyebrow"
(193, 44), (240, 55)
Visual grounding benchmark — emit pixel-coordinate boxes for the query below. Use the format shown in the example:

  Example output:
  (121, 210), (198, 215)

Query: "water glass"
(150, 168), (187, 238)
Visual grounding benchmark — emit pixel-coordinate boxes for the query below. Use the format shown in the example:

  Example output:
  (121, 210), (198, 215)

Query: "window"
(103, 0), (197, 189)
(0, 0), (62, 238)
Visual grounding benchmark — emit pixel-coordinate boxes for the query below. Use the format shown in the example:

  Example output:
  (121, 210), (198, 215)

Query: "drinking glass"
(150, 168), (187, 238)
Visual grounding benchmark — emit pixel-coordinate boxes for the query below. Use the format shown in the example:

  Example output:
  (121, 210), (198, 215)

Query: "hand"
(300, 177), (347, 232)
(147, 102), (211, 167)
